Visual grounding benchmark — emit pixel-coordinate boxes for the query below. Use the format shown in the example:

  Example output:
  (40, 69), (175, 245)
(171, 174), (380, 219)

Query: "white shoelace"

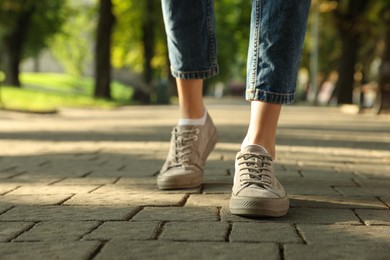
(237, 152), (273, 187)
(170, 128), (199, 167)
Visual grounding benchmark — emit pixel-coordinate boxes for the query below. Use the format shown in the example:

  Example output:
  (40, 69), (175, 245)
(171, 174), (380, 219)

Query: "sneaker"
(229, 145), (289, 217)
(157, 113), (218, 190)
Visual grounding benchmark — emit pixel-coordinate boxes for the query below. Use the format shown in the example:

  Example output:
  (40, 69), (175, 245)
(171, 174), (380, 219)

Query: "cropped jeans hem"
(246, 89), (295, 104)
(171, 65), (219, 80)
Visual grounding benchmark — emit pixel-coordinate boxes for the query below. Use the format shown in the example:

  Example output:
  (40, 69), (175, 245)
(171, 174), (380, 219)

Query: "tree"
(332, 0), (372, 104)
(377, 2), (390, 113)
(94, 0), (115, 99)
(1, 1), (35, 86)
(0, 0), (66, 86)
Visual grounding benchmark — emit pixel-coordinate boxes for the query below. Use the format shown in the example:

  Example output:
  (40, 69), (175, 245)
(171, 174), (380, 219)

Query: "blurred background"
(0, 0), (389, 113)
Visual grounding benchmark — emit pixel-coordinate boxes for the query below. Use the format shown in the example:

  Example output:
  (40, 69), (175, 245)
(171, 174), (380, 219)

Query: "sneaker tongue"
(175, 125), (195, 144)
(176, 125), (195, 131)
(241, 144), (268, 155)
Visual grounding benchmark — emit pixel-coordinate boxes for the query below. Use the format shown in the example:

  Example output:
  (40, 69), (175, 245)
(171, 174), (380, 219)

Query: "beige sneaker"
(157, 113), (217, 189)
(229, 145), (289, 217)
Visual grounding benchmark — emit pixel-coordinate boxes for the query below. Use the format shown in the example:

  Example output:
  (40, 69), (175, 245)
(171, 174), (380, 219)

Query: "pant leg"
(246, 0), (311, 104)
(161, 0), (219, 79)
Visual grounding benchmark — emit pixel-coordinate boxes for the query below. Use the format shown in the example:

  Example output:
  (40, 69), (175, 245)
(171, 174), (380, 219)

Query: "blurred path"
(0, 103), (389, 259)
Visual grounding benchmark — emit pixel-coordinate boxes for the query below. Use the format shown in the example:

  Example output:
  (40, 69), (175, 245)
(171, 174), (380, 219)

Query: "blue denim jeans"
(162, 0), (311, 104)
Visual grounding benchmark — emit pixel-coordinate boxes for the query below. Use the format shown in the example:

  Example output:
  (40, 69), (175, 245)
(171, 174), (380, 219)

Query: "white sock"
(241, 137), (269, 153)
(178, 109), (207, 126)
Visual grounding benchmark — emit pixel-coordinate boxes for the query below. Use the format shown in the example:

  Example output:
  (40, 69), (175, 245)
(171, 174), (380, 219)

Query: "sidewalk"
(0, 104), (389, 259)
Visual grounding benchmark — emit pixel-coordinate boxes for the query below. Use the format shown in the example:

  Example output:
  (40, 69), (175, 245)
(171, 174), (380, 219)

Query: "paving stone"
(89, 164), (160, 177)
(352, 164), (390, 179)
(0, 206), (138, 221)
(202, 183), (232, 194)
(0, 194), (71, 206)
(355, 209), (390, 225)
(92, 184), (201, 194)
(299, 169), (355, 180)
(0, 185), (18, 195)
(0, 241), (99, 260)
(4, 177), (62, 185)
(297, 224), (390, 247)
(203, 175), (234, 184)
(381, 197), (390, 208)
(15, 221), (99, 241)
(0, 222), (34, 242)
(185, 194), (230, 208)
(354, 178), (390, 188)
(115, 177), (158, 185)
(84, 221), (160, 240)
(221, 207), (360, 224)
(53, 177), (118, 185)
(64, 193), (186, 206)
(95, 240), (279, 260)
(336, 187), (390, 197)
(230, 222), (301, 243)
(274, 170), (302, 178)
(132, 207), (219, 222)
(19, 168), (91, 178)
(289, 195), (387, 209)
(284, 184), (341, 196)
(160, 222), (228, 242)
(0, 170), (23, 179)
(284, 244), (390, 260)
(0, 205), (12, 215)
(203, 168), (232, 178)
(7, 185), (99, 195)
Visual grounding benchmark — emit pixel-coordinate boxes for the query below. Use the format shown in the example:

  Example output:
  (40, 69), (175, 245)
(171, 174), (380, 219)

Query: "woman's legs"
(160, 0), (311, 217)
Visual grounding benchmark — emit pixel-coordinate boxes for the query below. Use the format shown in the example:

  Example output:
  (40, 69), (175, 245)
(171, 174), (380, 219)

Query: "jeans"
(161, 0), (311, 104)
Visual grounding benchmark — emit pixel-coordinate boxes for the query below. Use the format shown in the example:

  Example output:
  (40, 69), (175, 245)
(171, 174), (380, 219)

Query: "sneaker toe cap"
(236, 185), (285, 199)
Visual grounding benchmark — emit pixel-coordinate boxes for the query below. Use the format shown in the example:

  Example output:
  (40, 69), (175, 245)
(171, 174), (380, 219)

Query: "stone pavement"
(0, 102), (389, 260)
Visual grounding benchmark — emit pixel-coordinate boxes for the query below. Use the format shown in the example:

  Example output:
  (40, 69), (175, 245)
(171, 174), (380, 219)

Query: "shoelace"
(171, 128), (199, 166)
(237, 152), (273, 187)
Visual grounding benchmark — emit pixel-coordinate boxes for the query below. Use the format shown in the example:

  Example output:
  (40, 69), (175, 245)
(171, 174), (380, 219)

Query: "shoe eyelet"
(194, 136), (198, 141)
(195, 128), (200, 134)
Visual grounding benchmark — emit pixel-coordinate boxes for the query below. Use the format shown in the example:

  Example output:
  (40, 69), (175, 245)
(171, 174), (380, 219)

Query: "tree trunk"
(335, 33), (359, 104)
(2, 5), (35, 87)
(333, 0), (371, 104)
(133, 0), (156, 104)
(377, 30), (390, 114)
(94, 0), (115, 99)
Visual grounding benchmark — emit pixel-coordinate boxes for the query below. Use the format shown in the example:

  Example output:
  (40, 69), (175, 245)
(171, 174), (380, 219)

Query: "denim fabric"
(161, 0), (311, 104)
(161, 0), (219, 79)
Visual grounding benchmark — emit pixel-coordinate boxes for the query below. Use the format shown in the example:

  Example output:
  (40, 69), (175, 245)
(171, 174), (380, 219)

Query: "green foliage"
(0, 0), (67, 58)
(214, 0), (251, 82)
(50, 3), (95, 76)
(111, 0), (166, 77)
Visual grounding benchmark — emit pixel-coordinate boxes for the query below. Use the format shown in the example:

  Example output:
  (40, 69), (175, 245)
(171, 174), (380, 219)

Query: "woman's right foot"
(157, 113), (217, 190)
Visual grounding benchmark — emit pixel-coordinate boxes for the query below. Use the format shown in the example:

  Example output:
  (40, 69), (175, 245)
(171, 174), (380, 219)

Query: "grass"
(0, 73), (133, 113)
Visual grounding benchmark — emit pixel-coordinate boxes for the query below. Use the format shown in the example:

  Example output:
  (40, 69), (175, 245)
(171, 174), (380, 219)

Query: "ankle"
(178, 109), (207, 126)
(242, 136), (276, 159)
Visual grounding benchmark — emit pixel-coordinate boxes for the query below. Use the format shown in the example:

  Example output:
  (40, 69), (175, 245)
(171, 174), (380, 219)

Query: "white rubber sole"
(229, 195), (289, 217)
